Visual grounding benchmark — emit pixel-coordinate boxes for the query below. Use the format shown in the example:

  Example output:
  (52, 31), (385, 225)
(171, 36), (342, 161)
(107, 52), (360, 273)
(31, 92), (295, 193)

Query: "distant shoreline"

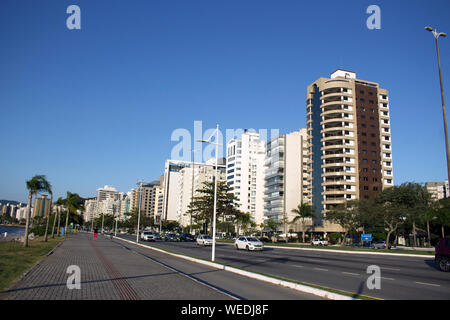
(0, 224), (25, 229)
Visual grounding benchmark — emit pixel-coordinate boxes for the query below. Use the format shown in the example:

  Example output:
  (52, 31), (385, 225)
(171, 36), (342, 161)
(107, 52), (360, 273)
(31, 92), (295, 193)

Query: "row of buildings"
(84, 69), (404, 236)
(1, 195), (52, 221)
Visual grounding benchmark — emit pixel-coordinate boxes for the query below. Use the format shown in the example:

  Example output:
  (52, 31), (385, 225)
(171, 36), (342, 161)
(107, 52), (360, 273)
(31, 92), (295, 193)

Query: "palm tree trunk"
(427, 221), (431, 247)
(51, 207), (58, 238)
(44, 196), (53, 242)
(23, 192), (33, 247)
(57, 207), (61, 236)
(442, 225), (445, 238)
(413, 220), (417, 247)
(64, 208), (70, 237)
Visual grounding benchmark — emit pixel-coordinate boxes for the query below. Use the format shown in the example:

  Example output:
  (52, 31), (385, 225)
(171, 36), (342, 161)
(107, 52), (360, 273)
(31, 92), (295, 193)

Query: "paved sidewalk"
(0, 232), (231, 300)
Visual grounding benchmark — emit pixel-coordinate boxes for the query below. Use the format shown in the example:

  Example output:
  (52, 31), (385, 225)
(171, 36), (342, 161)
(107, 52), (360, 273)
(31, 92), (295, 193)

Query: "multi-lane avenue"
(116, 234), (450, 300)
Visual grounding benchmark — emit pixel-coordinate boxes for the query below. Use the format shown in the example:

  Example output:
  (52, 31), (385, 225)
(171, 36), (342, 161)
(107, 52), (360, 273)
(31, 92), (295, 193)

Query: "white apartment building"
(177, 158), (227, 227)
(163, 158), (226, 227)
(264, 129), (309, 231)
(226, 130), (266, 226)
(95, 185), (123, 219)
(426, 181), (449, 201)
(84, 198), (98, 222)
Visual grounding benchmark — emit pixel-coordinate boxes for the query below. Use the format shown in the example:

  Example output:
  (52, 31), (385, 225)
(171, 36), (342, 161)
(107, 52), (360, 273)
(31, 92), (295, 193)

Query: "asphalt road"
(111, 236), (322, 300)
(116, 234), (450, 300)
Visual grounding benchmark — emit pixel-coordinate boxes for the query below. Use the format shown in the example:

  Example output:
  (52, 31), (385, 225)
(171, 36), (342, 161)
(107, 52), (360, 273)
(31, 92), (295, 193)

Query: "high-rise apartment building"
(264, 129), (309, 231)
(96, 185), (122, 218)
(306, 70), (393, 230)
(163, 158), (226, 227)
(130, 176), (164, 220)
(177, 158), (227, 227)
(226, 130), (266, 226)
(33, 195), (51, 218)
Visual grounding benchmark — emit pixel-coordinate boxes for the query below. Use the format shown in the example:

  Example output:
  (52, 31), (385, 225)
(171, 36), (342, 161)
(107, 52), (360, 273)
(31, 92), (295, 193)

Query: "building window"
(364, 186), (369, 190)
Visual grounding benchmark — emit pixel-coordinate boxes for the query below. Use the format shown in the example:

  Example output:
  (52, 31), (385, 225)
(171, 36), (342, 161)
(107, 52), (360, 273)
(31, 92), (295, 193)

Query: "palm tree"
(24, 175), (51, 247)
(42, 180), (53, 242)
(62, 192), (84, 237)
(56, 197), (64, 236)
(234, 212), (252, 236)
(291, 202), (315, 243)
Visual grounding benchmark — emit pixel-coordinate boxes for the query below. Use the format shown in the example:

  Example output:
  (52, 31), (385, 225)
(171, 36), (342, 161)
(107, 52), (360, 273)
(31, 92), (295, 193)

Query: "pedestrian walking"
(94, 228), (98, 240)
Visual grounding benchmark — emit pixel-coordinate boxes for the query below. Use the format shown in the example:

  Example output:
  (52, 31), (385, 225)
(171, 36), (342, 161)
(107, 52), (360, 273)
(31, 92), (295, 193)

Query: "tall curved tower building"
(306, 70), (393, 231)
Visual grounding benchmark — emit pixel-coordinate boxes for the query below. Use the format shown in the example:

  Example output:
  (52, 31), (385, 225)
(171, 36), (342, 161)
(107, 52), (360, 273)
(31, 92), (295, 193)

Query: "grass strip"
(0, 237), (64, 292)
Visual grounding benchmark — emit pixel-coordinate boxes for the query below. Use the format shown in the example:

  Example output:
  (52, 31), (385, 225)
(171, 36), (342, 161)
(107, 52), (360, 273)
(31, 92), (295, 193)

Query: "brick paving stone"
(0, 232), (231, 300)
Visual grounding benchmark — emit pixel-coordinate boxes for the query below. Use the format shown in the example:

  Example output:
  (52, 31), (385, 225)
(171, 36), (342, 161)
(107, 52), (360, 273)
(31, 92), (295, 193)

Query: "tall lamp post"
(197, 124), (220, 262)
(136, 180), (143, 243)
(425, 26), (450, 185)
(190, 149), (199, 235)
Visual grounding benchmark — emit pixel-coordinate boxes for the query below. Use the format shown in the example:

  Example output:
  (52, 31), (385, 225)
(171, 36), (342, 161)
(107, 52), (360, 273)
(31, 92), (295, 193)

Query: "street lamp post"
(197, 124), (220, 262)
(190, 149), (199, 235)
(136, 180), (143, 243)
(426, 26), (450, 185)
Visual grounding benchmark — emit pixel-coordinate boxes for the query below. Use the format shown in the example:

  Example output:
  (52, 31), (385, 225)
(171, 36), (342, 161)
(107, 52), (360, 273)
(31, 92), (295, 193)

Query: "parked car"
(435, 238), (450, 272)
(164, 233), (179, 242)
(140, 231), (154, 241)
(371, 240), (390, 249)
(311, 239), (328, 246)
(196, 234), (213, 246)
(235, 236), (264, 251)
(259, 237), (272, 243)
(179, 233), (195, 242)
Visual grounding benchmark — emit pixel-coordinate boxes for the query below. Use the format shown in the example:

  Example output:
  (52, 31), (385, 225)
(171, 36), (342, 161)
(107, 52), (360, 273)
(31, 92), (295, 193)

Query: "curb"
(113, 236), (358, 300)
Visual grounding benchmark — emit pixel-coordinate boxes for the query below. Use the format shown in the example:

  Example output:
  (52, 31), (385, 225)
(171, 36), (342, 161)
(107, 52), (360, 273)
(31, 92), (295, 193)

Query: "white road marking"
(414, 281), (440, 287)
(382, 267), (400, 271)
(314, 268), (329, 272)
(306, 259), (322, 263)
(342, 272), (360, 276)
(292, 265), (304, 268)
(381, 277), (395, 281)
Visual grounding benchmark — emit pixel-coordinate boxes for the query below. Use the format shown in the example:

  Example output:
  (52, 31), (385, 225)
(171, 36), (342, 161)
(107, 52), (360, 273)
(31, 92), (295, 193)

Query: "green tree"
(186, 181), (242, 235)
(373, 183), (429, 249)
(234, 212), (254, 235)
(60, 192), (84, 236)
(24, 175), (52, 247)
(291, 202), (315, 243)
(435, 198), (450, 238)
(325, 200), (362, 245)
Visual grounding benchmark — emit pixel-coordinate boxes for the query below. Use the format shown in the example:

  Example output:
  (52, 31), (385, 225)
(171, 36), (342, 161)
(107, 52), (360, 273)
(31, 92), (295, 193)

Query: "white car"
(311, 239), (328, 246)
(235, 236), (264, 251)
(196, 234), (213, 246)
(140, 231), (154, 241)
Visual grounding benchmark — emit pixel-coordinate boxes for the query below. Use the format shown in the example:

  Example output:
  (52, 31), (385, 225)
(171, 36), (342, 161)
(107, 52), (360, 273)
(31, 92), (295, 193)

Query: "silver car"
(235, 236), (264, 251)
(196, 234), (213, 246)
(371, 241), (389, 249)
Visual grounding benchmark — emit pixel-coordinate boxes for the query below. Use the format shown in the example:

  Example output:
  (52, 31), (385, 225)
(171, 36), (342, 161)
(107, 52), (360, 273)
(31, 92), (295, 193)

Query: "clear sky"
(1, 0), (450, 203)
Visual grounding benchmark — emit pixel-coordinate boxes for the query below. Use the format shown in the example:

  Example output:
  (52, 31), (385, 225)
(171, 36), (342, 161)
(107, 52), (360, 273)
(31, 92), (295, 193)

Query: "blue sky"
(1, 0), (449, 202)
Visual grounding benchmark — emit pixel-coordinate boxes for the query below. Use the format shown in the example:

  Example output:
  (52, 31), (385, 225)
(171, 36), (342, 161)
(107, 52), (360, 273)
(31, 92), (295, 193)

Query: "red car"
(435, 238), (450, 272)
